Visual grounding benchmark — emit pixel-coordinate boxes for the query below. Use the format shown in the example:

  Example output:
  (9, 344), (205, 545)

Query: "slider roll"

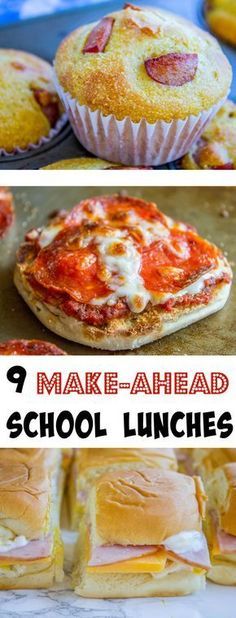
(73, 468), (210, 597)
(205, 463), (236, 585)
(190, 448), (236, 480)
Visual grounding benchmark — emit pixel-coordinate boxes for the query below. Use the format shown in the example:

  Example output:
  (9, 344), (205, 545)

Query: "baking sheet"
(0, 186), (235, 355)
(0, 0), (235, 170)
(1, 530), (235, 618)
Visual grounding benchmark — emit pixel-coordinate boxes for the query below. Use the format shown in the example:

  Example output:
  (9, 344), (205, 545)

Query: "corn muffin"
(54, 5), (232, 165)
(181, 100), (236, 169)
(205, 0), (236, 47)
(0, 49), (64, 153)
(42, 157), (134, 169)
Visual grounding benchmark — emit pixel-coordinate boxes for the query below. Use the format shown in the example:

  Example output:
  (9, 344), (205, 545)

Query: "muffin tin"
(0, 0), (235, 169)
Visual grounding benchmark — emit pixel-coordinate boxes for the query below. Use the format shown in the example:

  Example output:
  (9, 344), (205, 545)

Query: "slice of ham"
(88, 531), (210, 569)
(164, 531), (211, 570)
(89, 544), (157, 566)
(211, 510), (236, 554)
(0, 536), (52, 561)
(217, 528), (236, 554)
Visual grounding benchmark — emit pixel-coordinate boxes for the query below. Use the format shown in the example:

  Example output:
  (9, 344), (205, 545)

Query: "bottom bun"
(74, 567), (205, 598)
(14, 266), (231, 351)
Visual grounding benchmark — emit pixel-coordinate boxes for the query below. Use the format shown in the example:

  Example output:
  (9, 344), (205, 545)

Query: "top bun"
(0, 448), (61, 471)
(55, 4), (232, 123)
(76, 448), (177, 476)
(89, 468), (204, 546)
(0, 462), (50, 539)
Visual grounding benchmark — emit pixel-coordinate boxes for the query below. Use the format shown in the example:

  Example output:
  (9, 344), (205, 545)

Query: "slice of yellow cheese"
(211, 539), (220, 557)
(86, 549), (167, 574)
(208, 518), (220, 557)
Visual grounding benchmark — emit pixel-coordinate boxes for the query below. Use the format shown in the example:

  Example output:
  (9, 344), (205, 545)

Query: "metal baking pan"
(1, 186), (235, 355)
(0, 0), (235, 170)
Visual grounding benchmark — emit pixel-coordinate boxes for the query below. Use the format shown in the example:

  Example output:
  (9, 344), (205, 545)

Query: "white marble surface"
(0, 532), (235, 618)
(1, 583), (236, 618)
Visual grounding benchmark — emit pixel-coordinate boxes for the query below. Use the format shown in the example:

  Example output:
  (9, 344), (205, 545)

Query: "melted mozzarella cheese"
(164, 531), (205, 554)
(126, 210), (170, 245)
(151, 562), (193, 580)
(0, 536), (29, 554)
(38, 201), (107, 249)
(39, 224), (63, 248)
(90, 230), (150, 313)
(84, 200), (106, 220)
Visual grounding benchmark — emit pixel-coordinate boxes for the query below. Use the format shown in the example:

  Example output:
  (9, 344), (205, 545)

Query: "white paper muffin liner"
(54, 76), (226, 166)
(0, 112), (68, 157)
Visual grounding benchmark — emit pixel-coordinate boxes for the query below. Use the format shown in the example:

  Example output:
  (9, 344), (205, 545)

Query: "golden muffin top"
(41, 156), (149, 169)
(205, 0), (236, 47)
(55, 5), (232, 124)
(42, 157), (126, 169)
(181, 100), (236, 169)
(0, 49), (63, 152)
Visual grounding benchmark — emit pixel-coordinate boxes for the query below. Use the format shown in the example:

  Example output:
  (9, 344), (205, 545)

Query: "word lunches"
(37, 371), (228, 396)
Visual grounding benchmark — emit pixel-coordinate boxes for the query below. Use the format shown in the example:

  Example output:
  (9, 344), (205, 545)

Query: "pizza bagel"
(14, 195), (232, 350)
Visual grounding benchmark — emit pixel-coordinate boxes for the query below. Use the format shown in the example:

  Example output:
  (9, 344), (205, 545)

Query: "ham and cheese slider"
(68, 448), (177, 528)
(188, 448), (236, 482)
(73, 467), (210, 598)
(0, 459), (63, 589)
(205, 463), (236, 585)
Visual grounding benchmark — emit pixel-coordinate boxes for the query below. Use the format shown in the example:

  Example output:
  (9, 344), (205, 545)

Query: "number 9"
(7, 365), (27, 393)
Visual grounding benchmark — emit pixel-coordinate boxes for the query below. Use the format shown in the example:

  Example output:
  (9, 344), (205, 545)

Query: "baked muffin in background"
(0, 49), (64, 154)
(205, 0), (236, 47)
(42, 157), (151, 169)
(54, 4), (232, 166)
(181, 100), (236, 169)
